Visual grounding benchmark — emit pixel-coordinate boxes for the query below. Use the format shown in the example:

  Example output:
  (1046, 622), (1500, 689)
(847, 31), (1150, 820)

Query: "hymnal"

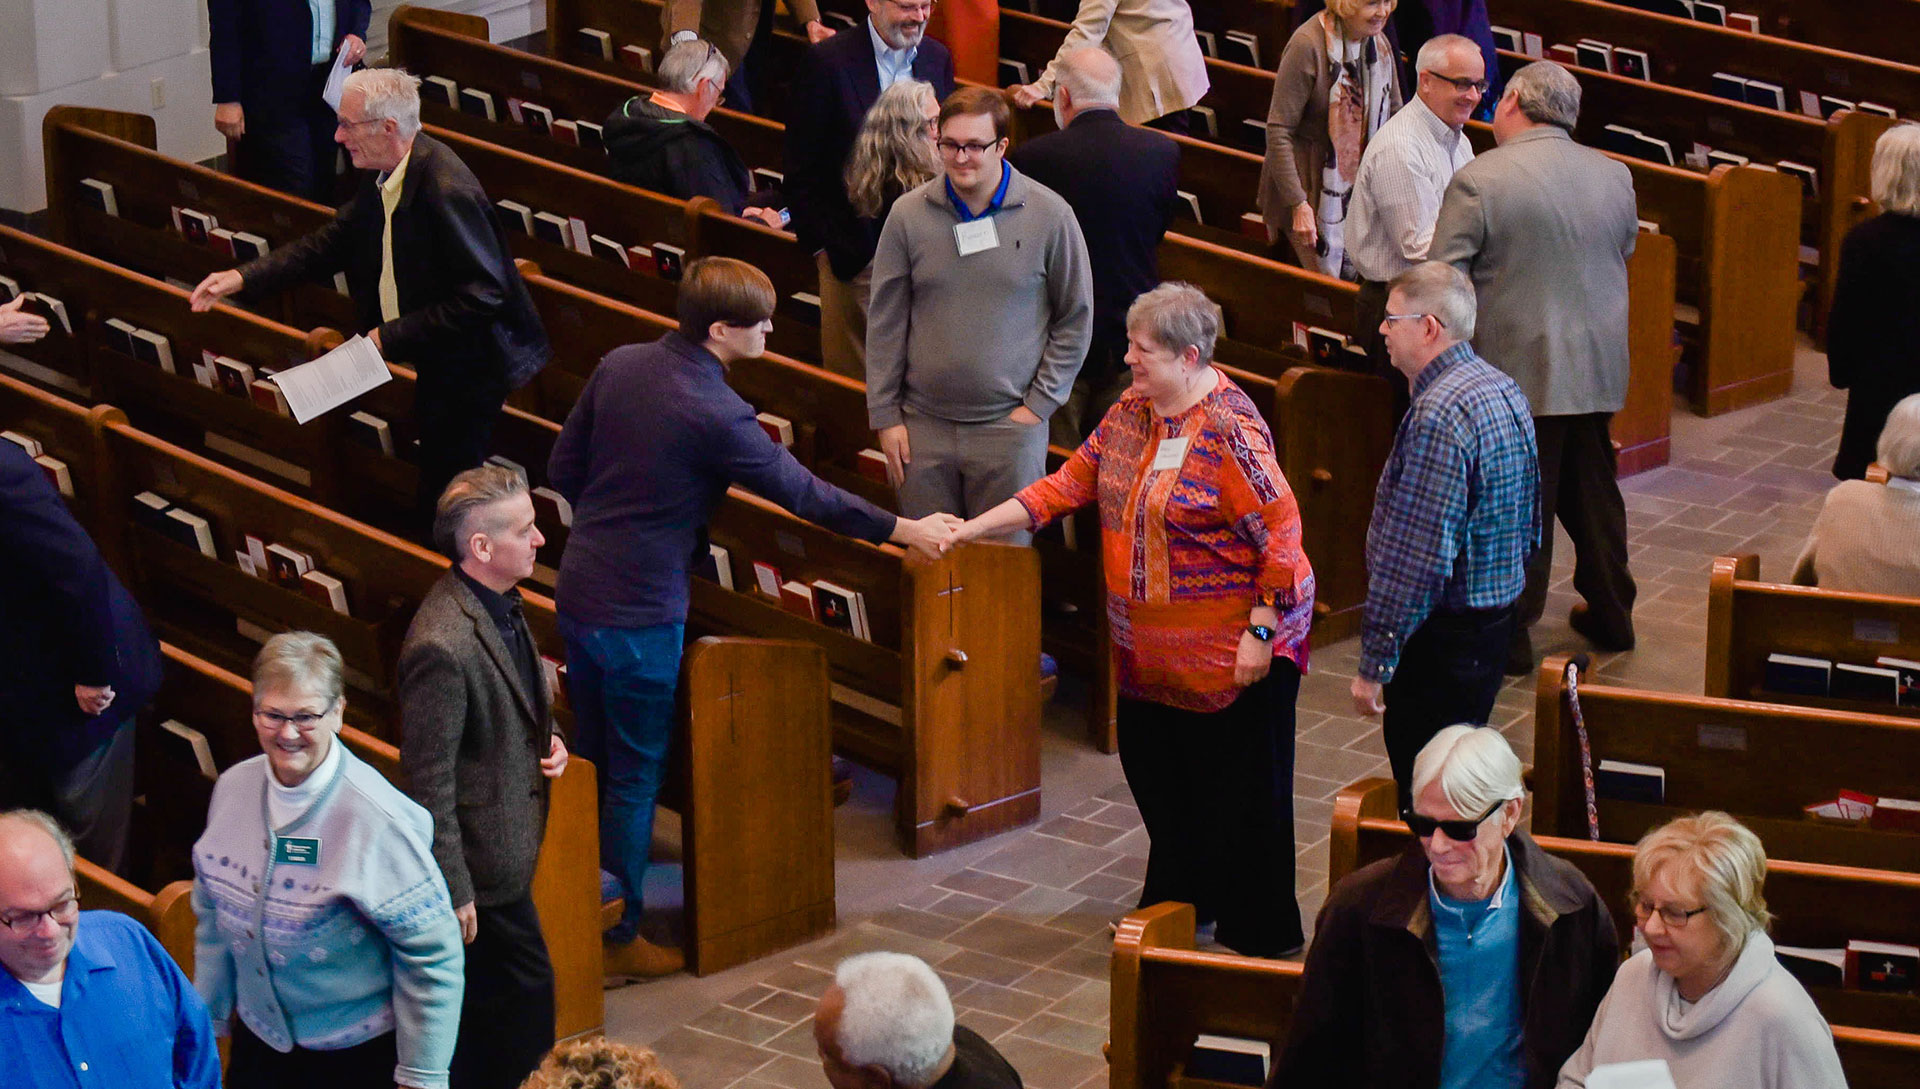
(1818, 96), (1857, 118)
(1306, 327), (1345, 367)
(1490, 26), (1522, 52)
(654, 243), (686, 281)
(266, 543), (316, 589)
(1832, 662), (1899, 704)
(165, 508), (218, 558)
(1637, 219), (1662, 234)
(208, 227), (237, 258)
(550, 119), (580, 145)
(576, 26), (614, 60)
(1240, 118), (1265, 149)
(706, 543), (734, 590)
(1574, 40), (1614, 73)
(160, 719), (219, 780)
(132, 491), (172, 531)
(1709, 72), (1748, 102)
(575, 121), (604, 150)
(300, 570), (350, 614)
(1691, 1), (1726, 24)
(79, 177), (119, 216)
(1776, 161), (1818, 198)
(20, 294), (71, 336)
(779, 579), (818, 619)
(1742, 80), (1786, 112)
(857, 448), (890, 484)
(132, 328), (177, 374)
(1845, 941), (1918, 993)
(565, 216), (594, 254)
(751, 560), (782, 598)
(1613, 48), (1651, 81)
(1871, 795), (1920, 833)
(458, 88), (498, 122)
(36, 455), (73, 498)
(243, 533), (271, 574)
(235, 548), (260, 577)
(230, 231), (270, 260)
(1239, 212), (1266, 241)
(811, 580), (871, 640)
(1186, 1035), (1270, 1086)
(1774, 946), (1845, 989)
(347, 410), (394, 454)
(1857, 101), (1899, 119)
(590, 234), (630, 268)
(1522, 32), (1544, 57)
(1874, 655), (1920, 704)
(619, 45), (654, 72)
(521, 102), (554, 137)
(1193, 29), (1217, 58)
(997, 58), (1030, 86)
(1634, 134), (1676, 167)
(1726, 11), (1759, 32)
(1222, 30), (1260, 67)
(627, 244), (654, 270)
(752, 167), (785, 191)
(532, 485), (574, 528)
(1595, 760), (1665, 803)
(1174, 190), (1203, 224)
(1602, 124), (1645, 156)
(1187, 105), (1218, 139)
(756, 412), (795, 447)
(424, 75), (459, 107)
(485, 454), (529, 484)
(0, 430), (42, 457)
(0, 274), (17, 301)
(1797, 91), (1822, 118)
(178, 208), (218, 246)
(215, 355), (255, 396)
(497, 199), (535, 235)
(532, 211), (571, 246)
(1706, 149), (1751, 169)
(1547, 44), (1580, 66)
(789, 292), (822, 324)
(1763, 653), (1830, 695)
(249, 375), (291, 417)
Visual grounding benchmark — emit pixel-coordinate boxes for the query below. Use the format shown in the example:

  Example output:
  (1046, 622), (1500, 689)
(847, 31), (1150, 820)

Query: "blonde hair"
(846, 80), (941, 219)
(252, 631), (345, 706)
(1870, 122), (1920, 217)
(1631, 812), (1772, 953)
(519, 1037), (680, 1089)
(1326, 0), (1399, 31)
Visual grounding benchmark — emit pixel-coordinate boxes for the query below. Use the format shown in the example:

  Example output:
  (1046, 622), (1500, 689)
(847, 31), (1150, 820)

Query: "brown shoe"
(1569, 603), (1635, 652)
(604, 935), (685, 979)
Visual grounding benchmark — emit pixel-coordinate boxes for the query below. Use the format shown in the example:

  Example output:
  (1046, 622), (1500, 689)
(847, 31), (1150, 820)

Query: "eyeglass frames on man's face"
(887, 0), (937, 16)
(1402, 799), (1505, 842)
(335, 115), (383, 130)
(1632, 899), (1711, 929)
(937, 139), (1001, 159)
(253, 697), (340, 732)
(0, 893), (80, 934)
(1384, 312), (1446, 329)
(1425, 72), (1491, 95)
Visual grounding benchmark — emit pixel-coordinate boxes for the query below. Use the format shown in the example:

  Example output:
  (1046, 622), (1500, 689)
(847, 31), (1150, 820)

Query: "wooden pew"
(1332, 776), (1920, 1034)
(1623, 0), (1920, 67)
(1706, 553), (1920, 721)
(1533, 654), (1920, 872)
(72, 860), (197, 978)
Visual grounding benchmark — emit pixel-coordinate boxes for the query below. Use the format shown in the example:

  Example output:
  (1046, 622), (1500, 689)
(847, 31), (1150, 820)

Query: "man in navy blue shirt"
(549, 256), (958, 978)
(0, 809), (219, 1089)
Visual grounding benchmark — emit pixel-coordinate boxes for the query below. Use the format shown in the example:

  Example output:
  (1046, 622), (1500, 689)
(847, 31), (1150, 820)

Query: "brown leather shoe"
(1569, 603), (1635, 652)
(604, 935), (685, 979)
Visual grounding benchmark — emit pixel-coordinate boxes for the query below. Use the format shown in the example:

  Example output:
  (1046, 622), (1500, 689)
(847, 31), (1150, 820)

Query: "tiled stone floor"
(608, 344), (1845, 1089)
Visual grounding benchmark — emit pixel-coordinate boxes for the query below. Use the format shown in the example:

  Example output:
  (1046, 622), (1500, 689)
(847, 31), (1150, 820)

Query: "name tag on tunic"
(953, 217), (1000, 256)
(274, 837), (322, 865)
(1150, 436), (1190, 472)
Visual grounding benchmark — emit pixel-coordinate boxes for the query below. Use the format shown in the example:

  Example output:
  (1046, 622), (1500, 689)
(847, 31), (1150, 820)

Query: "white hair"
(346, 68), (423, 139)
(1870, 122), (1920, 217)
(833, 953), (955, 1088)
(1415, 33), (1480, 75)
(1056, 46), (1122, 108)
(1878, 392), (1920, 478)
(1410, 725), (1525, 817)
(656, 39), (730, 95)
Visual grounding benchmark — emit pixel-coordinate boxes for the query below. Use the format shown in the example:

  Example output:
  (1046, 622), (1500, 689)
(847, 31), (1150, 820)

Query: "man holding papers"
(191, 68), (550, 523)
(208, 0), (370, 201)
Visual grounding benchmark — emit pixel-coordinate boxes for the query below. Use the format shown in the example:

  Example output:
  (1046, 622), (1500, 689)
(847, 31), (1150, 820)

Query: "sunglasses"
(1402, 799), (1505, 841)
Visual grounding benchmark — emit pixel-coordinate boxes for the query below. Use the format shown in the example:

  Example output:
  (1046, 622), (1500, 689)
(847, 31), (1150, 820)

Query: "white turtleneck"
(266, 732), (345, 830)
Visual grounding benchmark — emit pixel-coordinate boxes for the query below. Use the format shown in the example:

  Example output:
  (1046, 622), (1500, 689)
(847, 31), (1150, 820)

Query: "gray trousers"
(0, 718), (136, 873)
(897, 407), (1051, 545)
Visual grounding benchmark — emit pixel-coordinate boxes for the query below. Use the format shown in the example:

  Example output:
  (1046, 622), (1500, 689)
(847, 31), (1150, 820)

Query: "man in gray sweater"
(866, 86), (1093, 543)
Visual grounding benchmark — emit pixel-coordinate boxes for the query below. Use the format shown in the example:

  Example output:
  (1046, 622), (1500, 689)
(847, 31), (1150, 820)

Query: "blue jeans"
(558, 616), (685, 943)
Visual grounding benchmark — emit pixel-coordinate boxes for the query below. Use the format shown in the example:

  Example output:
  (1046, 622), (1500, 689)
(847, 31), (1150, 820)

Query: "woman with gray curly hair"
(1556, 812), (1847, 1088)
(519, 1037), (680, 1089)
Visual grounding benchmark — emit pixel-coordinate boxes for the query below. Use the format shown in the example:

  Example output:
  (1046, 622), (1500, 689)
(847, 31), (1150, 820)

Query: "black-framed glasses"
(1403, 799), (1505, 841)
(887, 0), (937, 15)
(937, 139), (1002, 158)
(0, 892), (80, 933)
(1425, 72), (1492, 95)
(1384, 312), (1446, 328)
(1631, 899), (1711, 929)
(253, 697), (340, 732)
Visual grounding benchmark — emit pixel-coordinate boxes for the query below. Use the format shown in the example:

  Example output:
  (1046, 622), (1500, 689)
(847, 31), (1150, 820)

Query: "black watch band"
(1247, 623), (1276, 642)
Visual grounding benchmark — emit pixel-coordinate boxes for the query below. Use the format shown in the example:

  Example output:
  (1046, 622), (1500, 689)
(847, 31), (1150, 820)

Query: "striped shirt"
(1346, 95), (1476, 283)
(1015, 371), (1316, 712)
(1361, 342), (1538, 682)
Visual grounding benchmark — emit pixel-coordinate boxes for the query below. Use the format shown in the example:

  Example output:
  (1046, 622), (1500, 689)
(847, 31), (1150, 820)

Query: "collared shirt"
(1346, 96), (1476, 283)
(1429, 845), (1525, 1089)
(377, 148), (413, 323)
(868, 17), (919, 92)
(309, 0), (336, 64)
(945, 162), (1014, 223)
(1361, 341), (1538, 681)
(453, 565), (540, 702)
(2, 911), (221, 1089)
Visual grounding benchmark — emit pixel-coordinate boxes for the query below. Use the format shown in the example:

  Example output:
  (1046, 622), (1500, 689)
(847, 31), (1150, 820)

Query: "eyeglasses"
(335, 116), (384, 131)
(0, 893), (80, 934)
(937, 139), (1002, 159)
(1384, 312), (1446, 328)
(253, 697), (339, 732)
(1425, 72), (1492, 95)
(887, 0), (937, 15)
(1403, 799), (1505, 842)
(1632, 899), (1711, 929)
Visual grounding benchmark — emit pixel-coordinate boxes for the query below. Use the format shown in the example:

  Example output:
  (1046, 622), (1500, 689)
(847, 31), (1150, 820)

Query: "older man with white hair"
(1273, 726), (1618, 1089)
(603, 40), (784, 227)
(814, 952), (1022, 1089)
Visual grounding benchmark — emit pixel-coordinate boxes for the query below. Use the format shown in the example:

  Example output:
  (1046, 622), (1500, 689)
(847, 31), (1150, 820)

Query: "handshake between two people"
(887, 508), (1020, 562)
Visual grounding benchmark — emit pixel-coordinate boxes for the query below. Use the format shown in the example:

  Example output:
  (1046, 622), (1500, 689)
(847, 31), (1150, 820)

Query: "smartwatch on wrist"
(1247, 623), (1276, 642)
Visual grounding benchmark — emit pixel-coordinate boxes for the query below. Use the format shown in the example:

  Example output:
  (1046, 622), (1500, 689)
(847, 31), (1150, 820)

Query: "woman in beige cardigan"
(1259, 0), (1403, 277)
(1794, 391), (1920, 596)
(1006, 0), (1210, 127)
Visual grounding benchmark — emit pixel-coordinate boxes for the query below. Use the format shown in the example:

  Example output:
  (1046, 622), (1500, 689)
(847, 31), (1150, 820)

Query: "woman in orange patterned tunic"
(955, 282), (1315, 956)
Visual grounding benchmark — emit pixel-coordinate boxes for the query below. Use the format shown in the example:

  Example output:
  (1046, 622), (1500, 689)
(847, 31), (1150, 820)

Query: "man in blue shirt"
(0, 809), (218, 1089)
(1349, 260), (1538, 813)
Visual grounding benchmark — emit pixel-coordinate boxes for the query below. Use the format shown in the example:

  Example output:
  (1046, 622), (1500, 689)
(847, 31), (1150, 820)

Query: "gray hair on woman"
(343, 68), (423, 139)
(1126, 282), (1222, 366)
(656, 39), (730, 95)
(1388, 260), (1477, 342)
(832, 952), (955, 1087)
(252, 631), (346, 706)
(1410, 725), (1525, 817)
(1878, 392), (1920, 478)
(1870, 122), (1920, 217)
(846, 80), (941, 219)
(1632, 811), (1771, 950)
(1503, 61), (1581, 132)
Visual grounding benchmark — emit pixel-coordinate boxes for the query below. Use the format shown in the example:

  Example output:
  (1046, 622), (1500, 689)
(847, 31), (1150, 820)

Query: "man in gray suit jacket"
(1429, 60), (1639, 672)
(399, 465), (569, 1089)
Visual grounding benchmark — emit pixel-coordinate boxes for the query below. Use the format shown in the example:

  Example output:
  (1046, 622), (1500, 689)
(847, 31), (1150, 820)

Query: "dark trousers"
(725, 0), (779, 115)
(452, 894), (556, 1089)
(232, 63), (341, 203)
(1382, 603), (1517, 814)
(413, 370), (511, 523)
(1519, 413), (1636, 642)
(227, 1021), (397, 1089)
(1144, 109), (1191, 135)
(1116, 662), (1304, 957)
(0, 717), (134, 874)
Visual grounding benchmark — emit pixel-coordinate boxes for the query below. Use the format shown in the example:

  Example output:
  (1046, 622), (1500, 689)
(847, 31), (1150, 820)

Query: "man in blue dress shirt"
(0, 809), (218, 1089)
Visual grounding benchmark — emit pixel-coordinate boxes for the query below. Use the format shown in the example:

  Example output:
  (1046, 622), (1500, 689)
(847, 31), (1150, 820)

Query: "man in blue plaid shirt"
(1350, 262), (1540, 812)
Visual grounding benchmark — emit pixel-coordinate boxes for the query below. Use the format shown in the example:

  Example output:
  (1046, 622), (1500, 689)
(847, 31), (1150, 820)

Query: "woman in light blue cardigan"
(192, 632), (465, 1089)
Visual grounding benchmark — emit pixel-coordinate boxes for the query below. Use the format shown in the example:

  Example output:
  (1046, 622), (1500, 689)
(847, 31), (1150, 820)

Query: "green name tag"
(274, 837), (321, 866)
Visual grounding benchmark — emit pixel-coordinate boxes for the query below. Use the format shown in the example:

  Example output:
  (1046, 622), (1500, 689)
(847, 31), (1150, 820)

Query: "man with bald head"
(0, 810), (218, 1088)
(1009, 46), (1182, 443)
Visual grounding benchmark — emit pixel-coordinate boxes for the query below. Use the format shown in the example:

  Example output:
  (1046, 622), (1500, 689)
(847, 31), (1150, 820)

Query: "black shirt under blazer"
(785, 25), (954, 279)
(397, 571), (558, 909)
(1826, 211), (1920, 480)
(1008, 109), (1182, 381)
(236, 133), (550, 391)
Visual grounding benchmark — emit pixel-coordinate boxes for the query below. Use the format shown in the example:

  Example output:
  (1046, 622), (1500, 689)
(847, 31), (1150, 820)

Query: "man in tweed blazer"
(399, 465), (568, 1089)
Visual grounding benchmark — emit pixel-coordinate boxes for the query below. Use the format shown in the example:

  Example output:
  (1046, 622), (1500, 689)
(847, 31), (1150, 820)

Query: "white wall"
(1, 0), (545, 215)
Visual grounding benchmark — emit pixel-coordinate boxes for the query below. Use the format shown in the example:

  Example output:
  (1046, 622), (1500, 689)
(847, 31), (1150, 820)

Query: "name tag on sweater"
(953, 217), (1000, 256)
(1151, 436), (1190, 472)
(275, 837), (322, 865)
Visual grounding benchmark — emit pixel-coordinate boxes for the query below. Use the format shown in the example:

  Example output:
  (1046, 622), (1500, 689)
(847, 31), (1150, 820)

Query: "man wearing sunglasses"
(1273, 726), (1618, 1089)
(1, 809), (219, 1088)
(1345, 35), (1484, 372)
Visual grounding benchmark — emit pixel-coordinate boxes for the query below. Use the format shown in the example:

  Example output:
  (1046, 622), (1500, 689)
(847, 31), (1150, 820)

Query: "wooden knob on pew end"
(946, 796), (974, 816)
(1311, 468), (1333, 484)
(1313, 602), (1331, 617)
(945, 648), (968, 668)
(1853, 196), (1874, 209)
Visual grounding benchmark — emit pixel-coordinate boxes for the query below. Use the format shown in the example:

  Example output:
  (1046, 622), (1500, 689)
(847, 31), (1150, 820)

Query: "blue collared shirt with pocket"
(1429, 845), (1526, 1089)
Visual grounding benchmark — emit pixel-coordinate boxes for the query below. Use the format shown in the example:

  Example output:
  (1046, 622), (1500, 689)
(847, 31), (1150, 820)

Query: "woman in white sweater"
(1793, 392), (1920, 597)
(1556, 812), (1848, 1089)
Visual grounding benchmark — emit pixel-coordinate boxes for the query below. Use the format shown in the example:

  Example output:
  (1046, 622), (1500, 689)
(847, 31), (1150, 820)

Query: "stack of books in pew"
(1290, 324), (1371, 369)
(701, 543), (875, 641)
(131, 489), (219, 559)
(1191, 29), (1261, 68)
(0, 279), (73, 336)
(235, 532), (352, 615)
(1708, 72), (1899, 121)
(1612, 0), (1762, 31)
(569, 25), (653, 74)
(1776, 942), (1918, 994)
(1, 430), (75, 498)
(494, 198), (690, 281)
(420, 75), (606, 150)
(165, 203), (269, 260)
(1803, 789), (1920, 832)
(1764, 651), (1920, 704)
